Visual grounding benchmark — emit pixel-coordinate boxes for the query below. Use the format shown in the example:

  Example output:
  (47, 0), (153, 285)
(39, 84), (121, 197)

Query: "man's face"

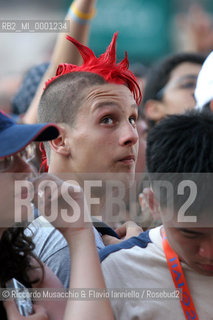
(66, 84), (138, 182)
(163, 216), (213, 276)
(159, 62), (201, 116)
(146, 62), (202, 124)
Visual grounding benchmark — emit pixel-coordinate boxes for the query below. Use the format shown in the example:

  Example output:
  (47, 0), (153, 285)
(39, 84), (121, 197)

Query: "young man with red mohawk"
(35, 32), (142, 286)
(39, 32), (141, 176)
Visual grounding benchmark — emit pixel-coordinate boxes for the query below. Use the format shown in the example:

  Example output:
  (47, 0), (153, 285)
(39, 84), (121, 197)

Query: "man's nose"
(119, 122), (138, 147)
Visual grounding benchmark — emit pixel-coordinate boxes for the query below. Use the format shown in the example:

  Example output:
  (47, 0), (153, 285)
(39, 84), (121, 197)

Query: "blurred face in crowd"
(159, 62), (201, 114)
(145, 62), (201, 123)
(0, 145), (34, 229)
(162, 212), (213, 276)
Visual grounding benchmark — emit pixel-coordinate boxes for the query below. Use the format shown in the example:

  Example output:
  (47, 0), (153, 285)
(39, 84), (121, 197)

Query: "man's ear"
(144, 100), (165, 122)
(49, 126), (71, 156)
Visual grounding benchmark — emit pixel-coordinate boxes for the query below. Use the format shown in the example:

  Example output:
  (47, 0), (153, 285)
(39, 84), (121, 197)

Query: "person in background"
(0, 111), (66, 320)
(142, 52), (205, 130)
(138, 52), (206, 226)
(100, 110), (213, 320)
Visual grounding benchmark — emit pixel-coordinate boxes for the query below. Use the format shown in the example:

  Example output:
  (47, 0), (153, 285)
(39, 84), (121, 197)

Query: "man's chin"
(116, 170), (135, 186)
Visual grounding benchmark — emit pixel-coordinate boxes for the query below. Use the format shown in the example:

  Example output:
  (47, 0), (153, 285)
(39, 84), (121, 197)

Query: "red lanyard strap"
(162, 230), (199, 320)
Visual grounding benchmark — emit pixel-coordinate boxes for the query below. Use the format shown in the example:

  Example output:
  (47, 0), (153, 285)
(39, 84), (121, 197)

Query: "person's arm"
(102, 220), (143, 245)
(32, 174), (114, 320)
(23, 0), (97, 124)
(63, 228), (114, 320)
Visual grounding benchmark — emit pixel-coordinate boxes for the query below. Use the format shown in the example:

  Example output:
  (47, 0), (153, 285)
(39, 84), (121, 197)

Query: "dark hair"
(0, 227), (43, 319)
(142, 52), (206, 128)
(146, 110), (213, 218)
(39, 71), (106, 126)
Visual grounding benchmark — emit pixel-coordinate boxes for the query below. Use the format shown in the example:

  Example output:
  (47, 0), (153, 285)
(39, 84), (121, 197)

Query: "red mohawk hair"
(45, 32), (142, 105)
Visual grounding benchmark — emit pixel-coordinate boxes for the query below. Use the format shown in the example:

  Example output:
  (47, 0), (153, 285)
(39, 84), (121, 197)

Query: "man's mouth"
(199, 263), (213, 272)
(118, 155), (135, 165)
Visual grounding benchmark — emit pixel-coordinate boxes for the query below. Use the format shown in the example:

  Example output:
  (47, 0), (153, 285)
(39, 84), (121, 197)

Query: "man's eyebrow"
(91, 101), (119, 112)
(178, 228), (203, 235)
(177, 74), (198, 82)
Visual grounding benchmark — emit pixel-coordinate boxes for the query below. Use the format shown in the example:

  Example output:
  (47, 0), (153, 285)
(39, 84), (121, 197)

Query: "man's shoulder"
(26, 217), (67, 251)
(27, 217), (104, 252)
(99, 229), (152, 262)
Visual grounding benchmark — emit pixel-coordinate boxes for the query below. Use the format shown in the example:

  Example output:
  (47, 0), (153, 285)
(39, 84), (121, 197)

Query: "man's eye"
(180, 82), (196, 89)
(129, 117), (136, 126)
(101, 116), (113, 125)
(180, 230), (198, 239)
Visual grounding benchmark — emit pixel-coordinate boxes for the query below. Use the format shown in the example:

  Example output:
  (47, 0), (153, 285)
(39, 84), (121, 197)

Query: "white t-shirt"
(100, 226), (213, 320)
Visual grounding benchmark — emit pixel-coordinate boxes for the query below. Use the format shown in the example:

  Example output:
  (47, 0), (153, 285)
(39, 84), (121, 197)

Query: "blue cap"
(0, 111), (59, 158)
